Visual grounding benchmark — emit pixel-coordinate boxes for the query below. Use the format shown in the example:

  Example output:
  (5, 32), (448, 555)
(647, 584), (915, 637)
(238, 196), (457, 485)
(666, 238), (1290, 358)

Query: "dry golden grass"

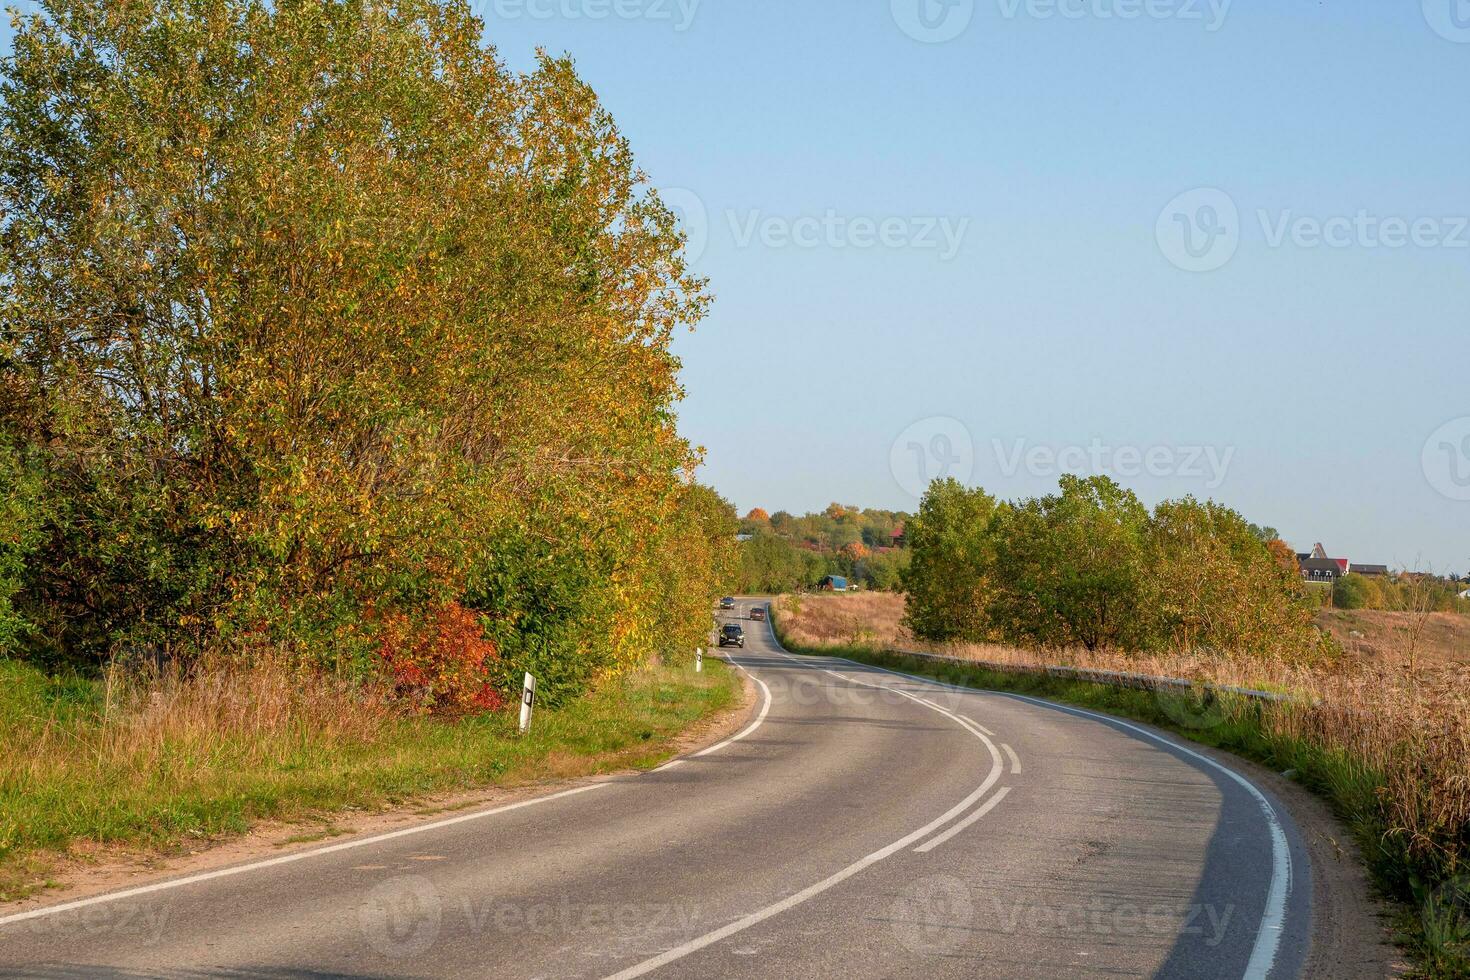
(1319, 608), (1470, 669)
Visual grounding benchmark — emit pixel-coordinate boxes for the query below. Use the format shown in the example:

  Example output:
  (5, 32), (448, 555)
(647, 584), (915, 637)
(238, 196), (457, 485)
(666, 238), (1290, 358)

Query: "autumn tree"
(0, 0), (721, 697)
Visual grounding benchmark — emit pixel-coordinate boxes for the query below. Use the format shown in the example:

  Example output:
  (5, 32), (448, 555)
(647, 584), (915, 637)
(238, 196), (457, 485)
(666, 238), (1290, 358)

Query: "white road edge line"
(995, 690), (1291, 980)
(1001, 742), (1022, 775)
(913, 786), (1012, 853)
(812, 649), (1292, 980)
(649, 656), (773, 773)
(692, 658), (772, 758)
(0, 782), (609, 929)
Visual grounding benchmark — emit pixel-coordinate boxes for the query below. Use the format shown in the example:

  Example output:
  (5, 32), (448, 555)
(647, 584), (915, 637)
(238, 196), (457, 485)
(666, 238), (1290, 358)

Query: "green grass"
(0, 656), (738, 902)
(773, 625), (1466, 978)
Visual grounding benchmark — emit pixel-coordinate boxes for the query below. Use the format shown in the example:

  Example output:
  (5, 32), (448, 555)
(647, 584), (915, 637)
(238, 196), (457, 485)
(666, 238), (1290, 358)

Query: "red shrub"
(377, 602), (505, 714)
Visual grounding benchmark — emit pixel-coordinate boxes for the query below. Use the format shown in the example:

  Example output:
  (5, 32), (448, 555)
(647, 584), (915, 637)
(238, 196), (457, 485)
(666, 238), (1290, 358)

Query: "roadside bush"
(1147, 498), (1323, 661)
(376, 602), (505, 715)
(0, 439), (47, 654)
(1334, 573), (1370, 610)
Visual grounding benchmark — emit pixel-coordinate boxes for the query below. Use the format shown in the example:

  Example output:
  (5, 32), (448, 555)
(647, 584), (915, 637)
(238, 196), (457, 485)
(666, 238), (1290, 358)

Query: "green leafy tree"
(900, 479), (997, 642)
(1147, 498), (1321, 659)
(988, 475), (1150, 651)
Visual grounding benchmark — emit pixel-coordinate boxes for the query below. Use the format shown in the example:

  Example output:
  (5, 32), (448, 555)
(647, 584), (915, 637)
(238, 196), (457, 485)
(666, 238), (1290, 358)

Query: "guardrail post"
(518, 672), (536, 734)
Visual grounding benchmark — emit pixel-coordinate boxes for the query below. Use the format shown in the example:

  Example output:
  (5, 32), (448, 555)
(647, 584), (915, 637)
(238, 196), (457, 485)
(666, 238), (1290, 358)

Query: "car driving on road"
(749, 607), (766, 621)
(719, 596), (736, 610)
(718, 623), (745, 648)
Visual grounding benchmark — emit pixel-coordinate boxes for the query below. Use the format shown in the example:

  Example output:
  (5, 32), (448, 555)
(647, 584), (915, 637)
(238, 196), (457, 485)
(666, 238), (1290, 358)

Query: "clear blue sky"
(5, 1), (1468, 572)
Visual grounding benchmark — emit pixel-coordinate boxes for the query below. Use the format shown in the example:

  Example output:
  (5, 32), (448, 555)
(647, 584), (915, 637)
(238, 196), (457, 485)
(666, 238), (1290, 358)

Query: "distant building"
(818, 575), (849, 592)
(1296, 543), (1388, 582)
(891, 524), (906, 548)
(1300, 557), (1345, 583)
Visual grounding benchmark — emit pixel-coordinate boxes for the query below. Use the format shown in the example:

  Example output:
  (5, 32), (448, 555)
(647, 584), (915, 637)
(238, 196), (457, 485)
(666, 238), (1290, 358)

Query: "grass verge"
(770, 611), (1467, 979)
(0, 655), (738, 903)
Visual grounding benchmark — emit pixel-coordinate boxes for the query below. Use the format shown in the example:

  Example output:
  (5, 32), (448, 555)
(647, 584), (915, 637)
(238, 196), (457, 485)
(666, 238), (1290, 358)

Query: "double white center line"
(603, 651), (1019, 980)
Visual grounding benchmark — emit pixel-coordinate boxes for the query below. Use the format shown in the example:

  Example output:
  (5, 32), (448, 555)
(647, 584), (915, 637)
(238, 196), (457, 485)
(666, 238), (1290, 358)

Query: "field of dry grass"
(1320, 608), (1470, 669)
(776, 590), (1470, 973)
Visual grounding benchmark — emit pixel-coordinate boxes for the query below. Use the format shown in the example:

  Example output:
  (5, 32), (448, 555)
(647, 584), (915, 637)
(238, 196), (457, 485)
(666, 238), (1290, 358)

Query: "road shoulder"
(0, 663), (758, 918)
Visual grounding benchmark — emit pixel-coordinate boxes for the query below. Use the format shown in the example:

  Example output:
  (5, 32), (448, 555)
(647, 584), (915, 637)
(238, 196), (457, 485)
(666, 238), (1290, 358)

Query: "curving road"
(0, 598), (1313, 979)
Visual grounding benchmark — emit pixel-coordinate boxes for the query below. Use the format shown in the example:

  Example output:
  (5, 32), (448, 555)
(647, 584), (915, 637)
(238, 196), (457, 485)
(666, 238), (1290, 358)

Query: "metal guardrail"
(883, 648), (1296, 704)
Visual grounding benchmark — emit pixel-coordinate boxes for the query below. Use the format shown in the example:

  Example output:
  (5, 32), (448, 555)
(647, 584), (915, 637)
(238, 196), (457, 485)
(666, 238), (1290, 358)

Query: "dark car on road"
(719, 596), (736, 610)
(749, 607), (766, 621)
(718, 623), (745, 648)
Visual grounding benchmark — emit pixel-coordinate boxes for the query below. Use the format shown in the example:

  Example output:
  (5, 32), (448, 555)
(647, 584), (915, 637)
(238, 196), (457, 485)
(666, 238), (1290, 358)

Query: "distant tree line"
(733, 505), (911, 594)
(0, 0), (735, 707)
(1332, 573), (1469, 614)
(902, 476), (1327, 659)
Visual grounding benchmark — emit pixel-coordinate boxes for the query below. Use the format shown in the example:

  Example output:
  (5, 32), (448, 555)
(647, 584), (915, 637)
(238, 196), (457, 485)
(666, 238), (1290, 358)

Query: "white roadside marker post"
(519, 672), (536, 735)
(696, 648), (703, 673)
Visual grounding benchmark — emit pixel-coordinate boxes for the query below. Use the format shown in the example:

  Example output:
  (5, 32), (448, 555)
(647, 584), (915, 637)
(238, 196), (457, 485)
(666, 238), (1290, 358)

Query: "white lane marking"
(994, 690), (1291, 980)
(600, 768), (1004, 980)
(0, 783), (609, 929)
(1002, 742), (1022, 775)
(810, 647), (1291, 980)
(648, 657), (772, 773)
(692, 660), (772, 758)
(598, 629), (1009, 979)
(962, 714), (996, 737)
(913, 786), (1012, 853)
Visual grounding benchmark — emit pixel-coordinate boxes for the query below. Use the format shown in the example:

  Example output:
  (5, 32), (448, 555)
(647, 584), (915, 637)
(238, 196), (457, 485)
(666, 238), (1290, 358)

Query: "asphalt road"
(0, 598), (1314, 979)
